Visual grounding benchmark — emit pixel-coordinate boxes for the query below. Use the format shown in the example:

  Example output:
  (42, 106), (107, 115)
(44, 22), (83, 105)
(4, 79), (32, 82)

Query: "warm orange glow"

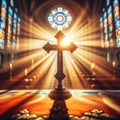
(112, 61), (116, 68)
(25, 68), (28, 76)
(91, 63), (95, 70)
(9, 63), (13, 70)
(4, 0), (114, 90)
(61, 37), (71, 46)
(0, 90), (120, 117)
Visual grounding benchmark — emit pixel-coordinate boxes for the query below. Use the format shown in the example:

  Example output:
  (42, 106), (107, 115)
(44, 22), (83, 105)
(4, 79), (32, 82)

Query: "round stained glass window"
(48, 6), (72, 30)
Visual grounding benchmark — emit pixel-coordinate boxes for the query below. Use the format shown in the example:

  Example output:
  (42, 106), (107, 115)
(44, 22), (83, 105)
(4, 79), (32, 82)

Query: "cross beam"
(43, 31), (77, 88)
(43, 31), (77, 120)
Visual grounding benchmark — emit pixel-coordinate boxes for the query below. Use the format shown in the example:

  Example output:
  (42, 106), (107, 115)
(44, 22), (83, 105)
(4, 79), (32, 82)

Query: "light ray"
(11, 0), (113, 90)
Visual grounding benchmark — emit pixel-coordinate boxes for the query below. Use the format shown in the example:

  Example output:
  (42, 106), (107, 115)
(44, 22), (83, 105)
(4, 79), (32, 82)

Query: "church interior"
(0, 0), (120, 119)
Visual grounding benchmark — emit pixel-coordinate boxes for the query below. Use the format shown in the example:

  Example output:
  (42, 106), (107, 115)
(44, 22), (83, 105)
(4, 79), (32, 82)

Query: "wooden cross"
(43, 31), (77, 120)
(43, 31), (77, 89)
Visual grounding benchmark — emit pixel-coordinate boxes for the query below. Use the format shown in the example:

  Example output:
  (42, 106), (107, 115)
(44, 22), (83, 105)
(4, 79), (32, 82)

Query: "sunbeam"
(1, 0), (120, 119)
(5, 0), (114, 90)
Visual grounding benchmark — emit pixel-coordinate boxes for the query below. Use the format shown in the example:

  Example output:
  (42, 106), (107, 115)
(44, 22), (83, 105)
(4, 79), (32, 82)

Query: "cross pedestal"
(43, 31), (77, 120)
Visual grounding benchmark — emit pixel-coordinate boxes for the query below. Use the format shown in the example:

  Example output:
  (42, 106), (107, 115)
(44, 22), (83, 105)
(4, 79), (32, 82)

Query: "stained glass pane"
(108, 6), (113, 33)
(12, 12), (17, 49)
(100, 17), (104, 47)
(7, 6), (13, 49)
(106, 0), (110, 6)
(103, 12), (109, 47)
(108, 6), (114, 47)
(0, 0), (7, 49)
(16, 17), (21, 49)
(48, 6), (72, 30)
(10, 0), (14, 7)
(113, 0), (120, 47)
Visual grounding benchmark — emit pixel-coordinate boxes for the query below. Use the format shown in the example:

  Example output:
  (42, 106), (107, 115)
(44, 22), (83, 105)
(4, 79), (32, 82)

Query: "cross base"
(48, 100), (70, 120)
(49, 87), (72, 100)
(48, 88), (71, 120)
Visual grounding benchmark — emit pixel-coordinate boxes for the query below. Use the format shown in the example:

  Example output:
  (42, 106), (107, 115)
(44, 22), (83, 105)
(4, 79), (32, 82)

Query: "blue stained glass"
(108, 6), (112, 13)
(113, 0), (120, 47)
(57, 7), (62, 12)
(106, 0), (110, 6)
(16, 17), (21, 49)
(0, 38), (4, 49)
(114, 0), (118, 5)
(100, 17), (105, 47)
(18, 18), (20, 22)
(10, 0), (14, 7)
(107, 5), (115, 47)
(103, 11), (109, 47)
(116, 38), (120, 47)
(103, 12), (107, 18)
(7, 6), (13, 49)
(11, 12), (17, 49)
(48, 6), (72, 30)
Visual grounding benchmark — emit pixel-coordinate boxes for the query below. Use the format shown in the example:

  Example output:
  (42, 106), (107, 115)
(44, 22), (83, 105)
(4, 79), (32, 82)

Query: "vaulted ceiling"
(15, 0), (105, 24)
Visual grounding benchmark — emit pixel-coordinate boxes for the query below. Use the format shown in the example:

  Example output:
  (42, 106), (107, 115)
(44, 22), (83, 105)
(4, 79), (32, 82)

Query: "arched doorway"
(117, 51), (120, 67)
